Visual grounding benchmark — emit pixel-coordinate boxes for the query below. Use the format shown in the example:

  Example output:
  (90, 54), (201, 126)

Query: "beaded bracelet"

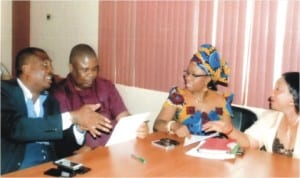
(166, 120), (176, 134)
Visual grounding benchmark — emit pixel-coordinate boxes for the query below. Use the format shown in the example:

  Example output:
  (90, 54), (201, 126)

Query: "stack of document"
(186, 138), (239, 160)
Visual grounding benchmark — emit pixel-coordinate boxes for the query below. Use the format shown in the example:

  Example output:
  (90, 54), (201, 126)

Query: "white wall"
(0, 0), (12, 74)
(30, 1), (99, 77)
(116, 84), (169, 133)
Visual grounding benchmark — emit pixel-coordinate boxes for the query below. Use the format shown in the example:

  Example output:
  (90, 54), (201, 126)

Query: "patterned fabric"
(192, 44), (230, 85)
(164, 87), (233, 135)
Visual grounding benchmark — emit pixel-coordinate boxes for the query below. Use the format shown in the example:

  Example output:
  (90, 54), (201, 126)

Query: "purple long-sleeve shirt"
(52, 74), (127, 148)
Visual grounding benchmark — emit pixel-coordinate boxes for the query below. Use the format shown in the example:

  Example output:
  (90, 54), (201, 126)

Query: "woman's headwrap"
(191, 44), (230, 85)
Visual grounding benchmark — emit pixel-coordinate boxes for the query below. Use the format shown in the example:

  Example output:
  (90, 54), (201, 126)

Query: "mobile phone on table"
(152, 138), (179, 150)
(53, 158), (83, 171)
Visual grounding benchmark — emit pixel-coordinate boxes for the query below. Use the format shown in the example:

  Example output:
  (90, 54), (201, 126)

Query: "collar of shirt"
(17, 78), (48, 117)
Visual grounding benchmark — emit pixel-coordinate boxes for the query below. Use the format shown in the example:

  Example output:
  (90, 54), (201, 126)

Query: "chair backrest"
(231, 106), (257, 132)
(0, 62), (12, 80)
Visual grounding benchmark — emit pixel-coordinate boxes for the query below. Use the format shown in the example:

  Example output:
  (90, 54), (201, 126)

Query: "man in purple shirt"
(52, 44), (148, 153)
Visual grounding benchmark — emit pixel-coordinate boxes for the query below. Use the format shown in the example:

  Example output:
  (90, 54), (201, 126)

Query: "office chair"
(231, 106), (257, 132)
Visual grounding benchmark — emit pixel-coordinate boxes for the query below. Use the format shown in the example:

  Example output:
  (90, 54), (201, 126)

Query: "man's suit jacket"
(1, 80), (81, 174)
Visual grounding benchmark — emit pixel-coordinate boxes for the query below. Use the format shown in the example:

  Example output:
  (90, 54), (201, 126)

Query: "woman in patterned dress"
(153, 44), (233, 138)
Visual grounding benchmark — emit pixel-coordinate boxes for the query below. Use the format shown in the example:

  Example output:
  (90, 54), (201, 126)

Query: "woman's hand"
(202, 120), (233, 135)
(136, 122), (149, 139)
(174, 124), (191, 138)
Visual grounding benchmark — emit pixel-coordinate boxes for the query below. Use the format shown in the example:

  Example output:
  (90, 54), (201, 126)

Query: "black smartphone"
(152, 138), (179, 150)
(44, 168), (76, 177)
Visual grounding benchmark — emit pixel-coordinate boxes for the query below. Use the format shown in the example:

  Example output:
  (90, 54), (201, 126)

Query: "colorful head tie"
(191, 44), (230, 85)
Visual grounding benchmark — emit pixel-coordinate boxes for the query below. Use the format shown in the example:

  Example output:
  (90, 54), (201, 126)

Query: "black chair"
(231, 106), (257, 132)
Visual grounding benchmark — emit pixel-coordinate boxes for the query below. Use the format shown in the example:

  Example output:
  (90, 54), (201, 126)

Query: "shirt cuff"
(61, 112), (73, 130)
(73, 125), (85, 145)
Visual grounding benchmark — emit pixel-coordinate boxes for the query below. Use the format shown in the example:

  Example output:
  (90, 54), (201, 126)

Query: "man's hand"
(70, 104), (113, 137)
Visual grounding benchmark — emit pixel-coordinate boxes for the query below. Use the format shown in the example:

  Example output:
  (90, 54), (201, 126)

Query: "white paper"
(105, 112), (150, 146)
(183, 132), (220, 146)
(185, 144), (236, 159)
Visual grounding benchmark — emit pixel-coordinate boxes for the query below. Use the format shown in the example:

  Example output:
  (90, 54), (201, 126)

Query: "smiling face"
(21, 51), (53, 93)
(269, 77), (294, 112)
(183, 61), (211, 93)
(70, 55), (99, 90)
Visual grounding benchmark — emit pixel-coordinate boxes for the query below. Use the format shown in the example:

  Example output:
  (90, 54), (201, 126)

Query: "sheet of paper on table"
(183, 132), (220, 146)
(105, 112), (150, 146)
(185, 145), (236, 160)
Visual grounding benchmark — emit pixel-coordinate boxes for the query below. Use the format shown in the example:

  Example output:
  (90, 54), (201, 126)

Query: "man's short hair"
(15, 47), (47, 77)
(69, 44), (97, 64)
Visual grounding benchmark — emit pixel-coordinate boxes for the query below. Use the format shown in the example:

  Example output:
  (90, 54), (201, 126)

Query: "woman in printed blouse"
(153, 44), (233, 137)
(203, 72), (300, 158)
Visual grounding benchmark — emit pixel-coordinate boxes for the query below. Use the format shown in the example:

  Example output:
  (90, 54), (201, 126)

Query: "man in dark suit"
(1, 47), (110, 174)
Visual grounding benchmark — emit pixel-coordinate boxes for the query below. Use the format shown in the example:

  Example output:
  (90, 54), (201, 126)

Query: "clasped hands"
(70, 104), (112, 137)
(70, 104), (149, 138)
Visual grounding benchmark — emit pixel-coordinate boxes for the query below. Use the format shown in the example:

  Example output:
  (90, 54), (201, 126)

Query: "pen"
(230, 144), (240, 154)
(203, 132), (220, 140)
(131, 154), (147, 164)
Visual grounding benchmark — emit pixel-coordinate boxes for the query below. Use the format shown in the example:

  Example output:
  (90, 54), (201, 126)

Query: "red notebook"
(197, 138), (238, 154)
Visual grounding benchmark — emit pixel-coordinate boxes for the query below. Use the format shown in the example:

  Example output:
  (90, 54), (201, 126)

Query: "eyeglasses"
(183, 70), (210, 78)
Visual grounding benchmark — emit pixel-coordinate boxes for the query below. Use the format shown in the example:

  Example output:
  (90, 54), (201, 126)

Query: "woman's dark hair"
(207, 80), (217, 91)
(282, 72), (299, 113)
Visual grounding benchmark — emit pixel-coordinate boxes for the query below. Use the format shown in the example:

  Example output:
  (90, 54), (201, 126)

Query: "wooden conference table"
(3, 132), (300, 177)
